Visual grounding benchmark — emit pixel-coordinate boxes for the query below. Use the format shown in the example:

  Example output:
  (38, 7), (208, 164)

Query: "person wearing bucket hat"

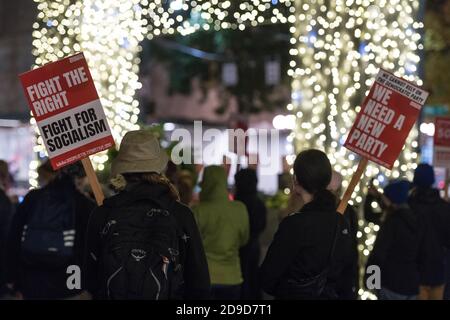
(366, 179), (436, 300)
(409, 163), (450, 300)
(110, 130), (169, 177)
(84, 130), (210, 300)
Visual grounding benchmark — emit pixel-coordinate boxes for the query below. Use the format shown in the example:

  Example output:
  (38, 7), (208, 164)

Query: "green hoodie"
(192, 166), (249, 286)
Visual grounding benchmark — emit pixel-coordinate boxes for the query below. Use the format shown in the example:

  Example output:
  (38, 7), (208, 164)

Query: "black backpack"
(21, 189), (76, 268)
(99, 198), (184, 300)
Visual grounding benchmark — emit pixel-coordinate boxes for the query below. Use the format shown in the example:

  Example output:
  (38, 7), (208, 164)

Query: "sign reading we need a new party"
(19, 53), (115, 170)
(344, 69), (429, 169)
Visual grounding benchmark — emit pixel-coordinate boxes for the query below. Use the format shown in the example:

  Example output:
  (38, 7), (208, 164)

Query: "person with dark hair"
(5, 161), (94, 299)
(84, 130), (210, 300)
(37, 159), (57, 187)
(234, 168), (267, 300)
(260, 149), (351, 299)
(366, 179), (434, 300)
(192, 165), (249, 300)
(408, 163), (450, 300)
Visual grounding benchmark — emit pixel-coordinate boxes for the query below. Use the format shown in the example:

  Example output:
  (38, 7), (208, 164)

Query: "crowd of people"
(0, 129), (449, 300)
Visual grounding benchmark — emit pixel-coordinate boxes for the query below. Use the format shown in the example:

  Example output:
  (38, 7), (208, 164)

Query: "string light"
(289, 0), (423, 200)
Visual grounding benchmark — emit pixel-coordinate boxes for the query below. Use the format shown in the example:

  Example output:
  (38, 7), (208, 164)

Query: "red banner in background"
(344, 69), (429, 169)
(19, 52), (115, 170)
(434, 117), (450, 169)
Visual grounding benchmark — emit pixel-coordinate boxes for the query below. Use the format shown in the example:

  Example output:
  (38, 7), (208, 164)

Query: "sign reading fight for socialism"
(434, 117), (450, 169)
(344, 69), (429, 169)
(20, 53), (115, 169)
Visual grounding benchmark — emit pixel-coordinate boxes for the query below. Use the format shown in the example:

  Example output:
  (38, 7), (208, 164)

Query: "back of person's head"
(200, 165), (228, 201)
(60, 161), (86, 179)
(109, 130), (179, 200)
(293, 149), (335, 206)
(234, 168), (258, 196)
(413, 163), (435, 189)
(383, 179), (411, 205)
(37, 159), (57, 187)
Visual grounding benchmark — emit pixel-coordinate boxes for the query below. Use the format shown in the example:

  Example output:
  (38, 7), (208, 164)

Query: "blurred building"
(0, 0), (36, 186)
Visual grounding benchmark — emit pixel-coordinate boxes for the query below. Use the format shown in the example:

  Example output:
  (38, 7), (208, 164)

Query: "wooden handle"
(337, 157), (369, 214)
(81, 157), (104, 206)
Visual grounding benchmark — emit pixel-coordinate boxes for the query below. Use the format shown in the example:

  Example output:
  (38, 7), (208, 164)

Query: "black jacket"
(335, 205), (359, 300)
(367, 206), (434, 295)
(235, 190), (267, 299)
(259, 198), (352, 299)
(83, 182), (211, 300)
(0, 189), (13, 290)
(6, 176), (94, 299)
(409, 188), (450, 285)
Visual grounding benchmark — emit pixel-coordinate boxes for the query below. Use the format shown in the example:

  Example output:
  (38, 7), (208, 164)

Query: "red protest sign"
(433, 117), (450, 169)
(19, 52), (115, 170)
(344, 69), (429, 169)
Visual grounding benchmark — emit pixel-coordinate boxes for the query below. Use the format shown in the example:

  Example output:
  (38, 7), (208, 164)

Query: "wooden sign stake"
(81, 157), (104, 206)
(337, 157), (369, 214)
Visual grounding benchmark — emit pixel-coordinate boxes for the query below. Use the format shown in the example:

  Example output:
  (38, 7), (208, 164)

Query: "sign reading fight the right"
(344, 69), (429, 169)
(20, 52), (115, 170)
(434, 117), (450, 169)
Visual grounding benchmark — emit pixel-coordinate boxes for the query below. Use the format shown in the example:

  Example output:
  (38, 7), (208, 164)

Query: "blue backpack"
(20, 189), (76, 268)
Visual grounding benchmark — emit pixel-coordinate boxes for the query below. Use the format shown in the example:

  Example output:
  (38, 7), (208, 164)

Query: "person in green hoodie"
(192, 165), (249, 300)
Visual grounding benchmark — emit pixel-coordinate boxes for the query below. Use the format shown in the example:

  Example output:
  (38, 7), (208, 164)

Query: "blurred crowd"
(0, 130), (449, 300)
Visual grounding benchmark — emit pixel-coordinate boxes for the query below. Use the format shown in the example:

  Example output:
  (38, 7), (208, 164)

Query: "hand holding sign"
(337, 69), (429, 214)
(20, 53), (115, 205)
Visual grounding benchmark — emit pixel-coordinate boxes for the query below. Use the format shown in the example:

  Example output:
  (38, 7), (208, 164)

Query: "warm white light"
(419, 122), (435, 136)
(170, 0), (183, 11)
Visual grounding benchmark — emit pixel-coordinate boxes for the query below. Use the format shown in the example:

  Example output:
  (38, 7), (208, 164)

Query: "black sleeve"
(333, 214), (358, 299)
(259, 216), (303, 295)
(75, 193), (95, 267)
(417, 213), (440, 280)
(437, 201), (450, 248)
(5, 191), (37, 286)
(0, 193), (13, 286)
(254, 199), (268, 237)
(82, 206), (106, 297)
(175, 204), (211, 300)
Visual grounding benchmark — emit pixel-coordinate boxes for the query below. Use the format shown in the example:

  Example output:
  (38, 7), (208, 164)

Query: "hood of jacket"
(200, 166), (228, 202)
(46, 175), (77, 200)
